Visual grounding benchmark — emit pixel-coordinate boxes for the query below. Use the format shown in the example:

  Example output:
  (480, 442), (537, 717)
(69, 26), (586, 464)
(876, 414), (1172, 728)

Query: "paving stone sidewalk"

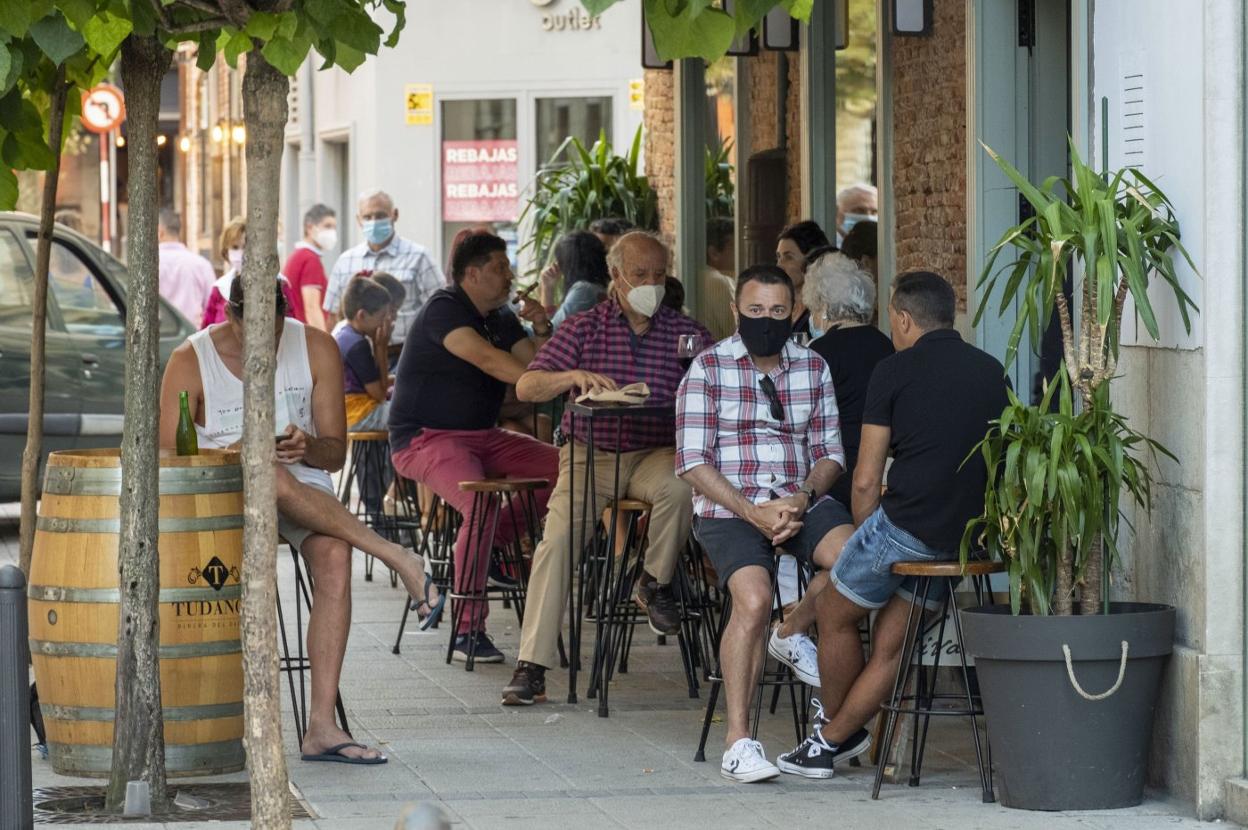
(6, 510), (1235, 829)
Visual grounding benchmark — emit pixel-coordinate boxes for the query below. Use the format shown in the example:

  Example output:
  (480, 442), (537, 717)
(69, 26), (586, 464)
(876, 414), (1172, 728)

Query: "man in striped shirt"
(676, 265), (854, 783)
(322, 189), (444, 343)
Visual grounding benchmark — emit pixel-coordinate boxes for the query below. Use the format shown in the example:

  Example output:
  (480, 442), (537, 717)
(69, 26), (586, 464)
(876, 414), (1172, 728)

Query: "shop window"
(535, 96), (613, 167)
(441, 98), (519, 264)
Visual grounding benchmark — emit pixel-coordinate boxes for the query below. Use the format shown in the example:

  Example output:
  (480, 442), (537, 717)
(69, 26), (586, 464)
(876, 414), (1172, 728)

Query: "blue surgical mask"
(841, 213), (873, 235)
(808, 322), (826, 341)
(362, 217), (393, 246)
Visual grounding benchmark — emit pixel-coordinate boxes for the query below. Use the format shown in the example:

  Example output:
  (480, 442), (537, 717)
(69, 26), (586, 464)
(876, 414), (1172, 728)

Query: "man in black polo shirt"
(775, 270), (1009, 779)
(390, 232), (559, 663)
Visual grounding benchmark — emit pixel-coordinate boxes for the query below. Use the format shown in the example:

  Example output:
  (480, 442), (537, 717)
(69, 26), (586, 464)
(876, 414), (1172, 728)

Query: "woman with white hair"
(803, 251), (895, 506)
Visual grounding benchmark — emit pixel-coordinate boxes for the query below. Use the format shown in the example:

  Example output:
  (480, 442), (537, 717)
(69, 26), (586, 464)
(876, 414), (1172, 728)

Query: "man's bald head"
(606, 231), (668, 276)
(358, 188), (395, 215)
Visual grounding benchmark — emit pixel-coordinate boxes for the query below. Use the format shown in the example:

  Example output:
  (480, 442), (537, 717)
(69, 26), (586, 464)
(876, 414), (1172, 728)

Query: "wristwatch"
(798, 485), (817, 511)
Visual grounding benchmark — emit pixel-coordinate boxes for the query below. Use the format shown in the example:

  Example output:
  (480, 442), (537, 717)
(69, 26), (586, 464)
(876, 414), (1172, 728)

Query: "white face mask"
(314, 227), (338, 251)
(227, 249), (243, 273)
(622, 279), (665, 318)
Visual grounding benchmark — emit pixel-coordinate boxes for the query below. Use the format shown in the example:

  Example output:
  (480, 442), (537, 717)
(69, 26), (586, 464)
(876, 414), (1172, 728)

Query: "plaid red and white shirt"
(529, 298), (712, 452)
(676, 333), (845, 519)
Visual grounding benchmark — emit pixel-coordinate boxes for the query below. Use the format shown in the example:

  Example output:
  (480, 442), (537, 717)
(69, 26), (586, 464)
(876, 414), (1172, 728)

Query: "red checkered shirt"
(528, 299), (712, 452)
(676, 333), (845, 519)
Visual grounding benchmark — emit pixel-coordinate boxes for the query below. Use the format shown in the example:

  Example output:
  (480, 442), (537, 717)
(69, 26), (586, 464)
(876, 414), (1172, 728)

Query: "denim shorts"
(830, 506), (956, 609)
(693, 498), (854, 589)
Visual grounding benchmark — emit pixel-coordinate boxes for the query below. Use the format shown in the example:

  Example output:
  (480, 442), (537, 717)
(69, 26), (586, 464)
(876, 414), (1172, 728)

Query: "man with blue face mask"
(322, 189), (445, 344)
(834, 183), (878, 244)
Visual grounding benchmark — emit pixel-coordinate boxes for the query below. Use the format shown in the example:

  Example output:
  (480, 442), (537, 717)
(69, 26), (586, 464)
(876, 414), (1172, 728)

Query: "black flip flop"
(411, 580), (447, 631)
(300, 741), (387, 765)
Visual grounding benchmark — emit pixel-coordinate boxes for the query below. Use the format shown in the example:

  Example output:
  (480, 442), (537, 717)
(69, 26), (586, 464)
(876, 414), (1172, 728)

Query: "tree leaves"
(643, 0), (733, 64)
(580, 0), (620, 14)
(81, 12), (133, 61)
(0, 4), (32, 39)
(30, 11), (85, 65)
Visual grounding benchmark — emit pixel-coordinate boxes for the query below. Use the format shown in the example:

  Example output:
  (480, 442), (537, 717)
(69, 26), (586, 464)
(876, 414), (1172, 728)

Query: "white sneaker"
(721, 738), (781, 783)
(768, 627), (820, 686)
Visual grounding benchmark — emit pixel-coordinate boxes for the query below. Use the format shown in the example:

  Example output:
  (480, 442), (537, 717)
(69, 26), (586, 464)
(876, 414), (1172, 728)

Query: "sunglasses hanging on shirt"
(758, 376), (785, 421)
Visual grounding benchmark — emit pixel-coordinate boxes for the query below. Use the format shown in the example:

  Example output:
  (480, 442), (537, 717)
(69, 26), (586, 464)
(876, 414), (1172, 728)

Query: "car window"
(98, 251), (185, 337)
(0, 229), (34, 329)
(46, 240), (126, 337)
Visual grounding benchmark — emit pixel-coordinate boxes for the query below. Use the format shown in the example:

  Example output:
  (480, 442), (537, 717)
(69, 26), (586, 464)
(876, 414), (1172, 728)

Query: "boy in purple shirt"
(334, 277), (394, 431)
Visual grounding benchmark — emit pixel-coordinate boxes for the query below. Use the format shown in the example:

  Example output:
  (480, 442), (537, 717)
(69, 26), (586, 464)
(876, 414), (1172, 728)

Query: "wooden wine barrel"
(28, 448), (245, 778)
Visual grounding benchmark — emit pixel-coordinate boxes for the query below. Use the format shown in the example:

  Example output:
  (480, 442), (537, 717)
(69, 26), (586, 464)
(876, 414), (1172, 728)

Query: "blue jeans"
(830, 506), (956, 609)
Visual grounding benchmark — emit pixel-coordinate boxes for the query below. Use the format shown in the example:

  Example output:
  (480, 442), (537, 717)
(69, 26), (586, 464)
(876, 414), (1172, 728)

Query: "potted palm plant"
(959, 140), (1198, 810)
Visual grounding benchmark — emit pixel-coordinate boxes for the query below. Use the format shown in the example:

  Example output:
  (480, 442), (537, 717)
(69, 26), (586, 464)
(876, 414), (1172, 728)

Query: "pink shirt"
(158, 241), (216, 324)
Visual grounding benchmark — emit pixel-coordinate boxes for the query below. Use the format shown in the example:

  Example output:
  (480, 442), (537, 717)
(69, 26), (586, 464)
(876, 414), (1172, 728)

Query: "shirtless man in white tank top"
(158, 277), (439, 764)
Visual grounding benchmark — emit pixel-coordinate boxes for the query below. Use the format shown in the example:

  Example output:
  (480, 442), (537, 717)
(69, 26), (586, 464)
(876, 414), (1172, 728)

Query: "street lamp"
(892, 0), (933, 36)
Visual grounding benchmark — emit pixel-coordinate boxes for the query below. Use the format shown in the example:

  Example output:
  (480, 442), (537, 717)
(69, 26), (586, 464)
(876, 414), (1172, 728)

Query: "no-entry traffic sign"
(80, 84), (126, 134)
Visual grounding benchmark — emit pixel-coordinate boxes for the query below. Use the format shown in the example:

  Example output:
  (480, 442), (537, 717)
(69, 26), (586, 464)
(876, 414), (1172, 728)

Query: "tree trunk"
(106, 35), (172, 813)
(240, 51), (291, 830)
(1080, 532), (1104, 616)
(1054, 540), (1074, 616)
(17, 68), (69, 577)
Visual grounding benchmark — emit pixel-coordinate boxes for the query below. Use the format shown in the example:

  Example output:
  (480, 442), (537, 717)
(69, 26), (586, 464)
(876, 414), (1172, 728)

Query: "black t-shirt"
(809, 324), (895, 504)
(389, 286), (526, 450)
(862, 329), (1009, 553)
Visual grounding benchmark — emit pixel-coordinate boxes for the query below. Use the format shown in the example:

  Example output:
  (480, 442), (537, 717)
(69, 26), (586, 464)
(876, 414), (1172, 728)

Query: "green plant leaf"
(0, 4), (32, 39)
(0, 164), (16, 210)
(30, 11), (84, 65)
(644, 0), (734, 63)
(81, 12), (132, 60)
(245, 11), (282, 41)
(262, 33), (311, 76)
(58, 0), (97, 30)
(580, 0), (620, 15)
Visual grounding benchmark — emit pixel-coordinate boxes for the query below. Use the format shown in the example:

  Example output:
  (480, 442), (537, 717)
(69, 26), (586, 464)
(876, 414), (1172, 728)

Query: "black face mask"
(737, 313), (792, 357)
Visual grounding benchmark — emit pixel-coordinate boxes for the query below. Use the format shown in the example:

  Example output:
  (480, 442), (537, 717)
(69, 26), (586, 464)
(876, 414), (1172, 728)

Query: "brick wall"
(643, 69), (676, 244)
(890, 0), (968, 307)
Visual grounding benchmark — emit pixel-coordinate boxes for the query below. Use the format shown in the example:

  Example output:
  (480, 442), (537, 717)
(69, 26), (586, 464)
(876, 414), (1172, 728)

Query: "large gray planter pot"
(959, 602), (1174, 810)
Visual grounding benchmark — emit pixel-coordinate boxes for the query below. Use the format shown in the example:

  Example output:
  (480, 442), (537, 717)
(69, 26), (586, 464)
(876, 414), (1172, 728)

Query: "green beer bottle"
(176, 390), (199, 456)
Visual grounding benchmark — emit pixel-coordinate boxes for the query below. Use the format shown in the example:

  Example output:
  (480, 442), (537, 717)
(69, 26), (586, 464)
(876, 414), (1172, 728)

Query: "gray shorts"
(277, 476), (337, 554)
(693, 498), (854, 589)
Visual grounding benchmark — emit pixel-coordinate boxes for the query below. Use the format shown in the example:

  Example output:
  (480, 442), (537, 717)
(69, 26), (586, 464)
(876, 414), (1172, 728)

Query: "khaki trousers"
(517, 443), (692, 670)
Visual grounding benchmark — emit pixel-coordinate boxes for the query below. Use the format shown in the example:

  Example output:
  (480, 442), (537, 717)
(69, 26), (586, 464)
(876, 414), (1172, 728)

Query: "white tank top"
(188, 319), (333, 491)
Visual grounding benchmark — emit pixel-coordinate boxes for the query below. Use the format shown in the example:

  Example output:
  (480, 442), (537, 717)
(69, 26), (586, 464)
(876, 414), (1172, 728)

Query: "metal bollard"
(0, 564), (34, 829)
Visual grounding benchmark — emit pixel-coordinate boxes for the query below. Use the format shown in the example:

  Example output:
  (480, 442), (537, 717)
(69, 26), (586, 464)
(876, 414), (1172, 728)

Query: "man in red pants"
(390, 232), (559, 663)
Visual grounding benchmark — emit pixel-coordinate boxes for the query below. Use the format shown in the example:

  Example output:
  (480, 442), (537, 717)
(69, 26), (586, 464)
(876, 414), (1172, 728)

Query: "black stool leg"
(872, 581), (925, 800)
(951, 577), (995, 803)
(694, 594), (731, 762)
(909, 577), (939, 787)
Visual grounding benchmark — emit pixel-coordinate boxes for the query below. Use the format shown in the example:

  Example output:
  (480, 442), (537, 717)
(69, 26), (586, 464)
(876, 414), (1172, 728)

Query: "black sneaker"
(452, 632), (504, 664)
(776, 700), (872, 779)
(501, 661), (547, 706)
(487, 560), (520, 589)
(635, 579), (681, 635)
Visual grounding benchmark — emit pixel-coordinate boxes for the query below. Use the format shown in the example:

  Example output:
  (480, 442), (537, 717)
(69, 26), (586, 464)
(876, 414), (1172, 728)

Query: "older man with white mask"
(500, 232), (712, 706)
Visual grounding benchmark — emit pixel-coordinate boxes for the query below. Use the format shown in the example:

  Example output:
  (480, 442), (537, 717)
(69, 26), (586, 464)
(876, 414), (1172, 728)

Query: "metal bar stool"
(275, 541), (349, 748)
(694, 565), (811, 762)
(391, 482), (460, 654)
(446, 477), (548, 671)
(337, 431), (395, 585)
(871, 559), (1003, 803)
(584, 500), (701, 714)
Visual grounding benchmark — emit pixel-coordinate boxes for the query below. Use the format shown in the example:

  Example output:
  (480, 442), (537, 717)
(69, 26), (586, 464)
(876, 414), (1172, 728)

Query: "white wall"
(285, 0), (644, 266)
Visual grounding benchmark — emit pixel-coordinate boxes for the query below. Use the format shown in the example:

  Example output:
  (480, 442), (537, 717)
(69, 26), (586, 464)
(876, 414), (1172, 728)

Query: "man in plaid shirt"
(322, 189), (444, 344)
(500, 232), (712, 707)
(675, 265), (855, 783)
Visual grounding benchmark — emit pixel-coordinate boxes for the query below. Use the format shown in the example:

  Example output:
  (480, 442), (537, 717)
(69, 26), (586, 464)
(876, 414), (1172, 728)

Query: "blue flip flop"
(300, 742), (387, 765)
(411, 579), (446, 631)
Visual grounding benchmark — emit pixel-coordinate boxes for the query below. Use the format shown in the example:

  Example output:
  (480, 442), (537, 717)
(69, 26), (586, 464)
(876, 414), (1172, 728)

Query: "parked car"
(0, 212), (197, 501)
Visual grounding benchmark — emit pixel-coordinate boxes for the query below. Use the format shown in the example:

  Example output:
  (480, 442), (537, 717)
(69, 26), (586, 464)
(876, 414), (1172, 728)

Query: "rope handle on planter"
(1062, 640), (1129, 701)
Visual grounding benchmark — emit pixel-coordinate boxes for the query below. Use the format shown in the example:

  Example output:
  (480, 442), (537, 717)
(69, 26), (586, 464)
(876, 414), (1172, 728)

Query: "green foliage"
(582, 0), (812, 63)
(519, 126), (659, 274)
(961, 373), (1169, 615)
(975, 139), (1198, 369)
(705, 138), (734, 221)
(0, 0), (409, 209)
